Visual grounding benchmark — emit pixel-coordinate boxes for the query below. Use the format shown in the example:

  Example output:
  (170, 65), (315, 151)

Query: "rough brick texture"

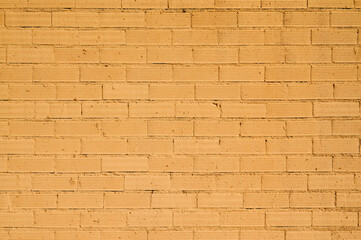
(0, 1), (360, 239)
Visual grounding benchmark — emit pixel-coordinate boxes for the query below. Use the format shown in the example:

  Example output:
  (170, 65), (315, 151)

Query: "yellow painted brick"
(286, 47), (331, 63)
(9, 230), (54, 240)
(101, 231), (147, 240)
(286, 231), (331, 240)
(267, 138), (312, 154)
(242, 85), (287, 100)
(0, 102), (35, 118)
(240, 230), (284, 240)
(241, 120), (285, 136)
(333, 47), (361, 63)
(334, 84), (361, 99)
(311, 65), (357, 82)
(102, 156), (147, 172)
(80, 67), (125, 82)
(287, 156), (332, 172)
(266, 212), (311, 227)
(171, 175), (216, 190)
(127, 67), (171, 82)
(9, 121), (54, 136)
(239, 47), (285, 63)
(216, 175), (261, 190)
(82, 139), (127, 154)
(309, 0), (353, 8)
(148, 120), (193, 136)
(104, 193), (150, 208)
(127, 210), (172, 227)
(58, 194), (103, 208)
(100, 47), (145, 63)
(314, 138), (359, 154)
(0, 0), (27, 8)
(146, 13), (191, 28)
(82, 102), (127, 118)
(10, 194), (56, 208)
(238, 12), (283, 26)
(78, 176), (124, 190)
(288, 84), (333, 99)
(0, 175), (31, 190)
(241, 156), (286, 172)
(0, 139), (34, 154)
(148, 47), (193, 63)
(55, 156), (101, 172)
(55, 231), (99, 240)
(28, 0), (74, 7)
(35, 138), (80, 154)
(128, 139), (173, 154)
(149, 231), (192, 240)
(198, 193), (243, 208)
(0, 85), (6, 99)
(79, 30), (126, 45)
(0, 66), (32, 82)
(150, 85), (194, 100)
(313, 212), (358, 227)
(33, 30), (78, 45)
(220, 212), (264, 227)
(175, 139), (220, 154)
(75, 0), (120, 8)
(101, 120), (146, 136)
(334, 156), (361, 172)
(148, 156), (193, 172)
(129, 102), (174, 117)
(151, 193), (196, 208)
(52, 12), (99, 27)
(0, 213), (33, 227)
(0, 47), (4, 62)
(55, 121), (99, 136)
(221, 138), (266, 154)
(99, 12), (145, 27)
(314, 102), (359, 117)
(34, 66), (79, 82)
(54, 48), (98, 63)
(337, 193), (361, 207)
(0, 122), (7, 136)
(331, 12), (361, 27)
(279, 29), (311, 45)
(262, 175), (307, 190)
(312, 29), (357, 45)
(56, 85), (101, 100)
(192, 12), (237, 27)
(333, 120), (361, 136)
(125, 175), (170, 190)
(220, 66), (264, 82)
(195, 121), (239, 136)
(215, 0), (260, 8)
(174, 212), (219, 226)
(104, 84), (148, 100)
(265, 65), (310, 82)
(290, 193), (335, 208)
(9, 85), (55, 100)
(196, 85), (240, 99)
(285, 12), (329, 26)
(287, 120), (332, 136)
(35, 102), (81, 119)
(173, 67), (218, 81)
(126, 30), (171, 45)
(173, 30), (218, 45)
(194, 156), (239, 172)
(221, 103), (266, 118)
(219, 30), (264, 45)
(0, 30), (31, 44)
(6, 12), (51, 26)
(267, 102), (312, 118)
(244, 193), (289, 208)
(81, 212), (126, 227)
(8, 47), (54, 63)
(169, 0), (214, 8)
(195, 231), (238, 240)
(262, 0), (306, 8)
(32, 176), (77, 190)
(123, 0), (167, 8)
(309, 174), (355, 190)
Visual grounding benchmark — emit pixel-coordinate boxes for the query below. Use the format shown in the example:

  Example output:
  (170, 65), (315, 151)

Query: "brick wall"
(0, 0), (361, 239)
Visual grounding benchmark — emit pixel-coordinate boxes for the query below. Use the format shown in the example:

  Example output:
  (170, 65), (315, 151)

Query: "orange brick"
(34, 66), (79, 82)
(128, 139), (173, 154)
(219, 30), (264, 45)
(99, 12), (145, 27)
(54, 48), (99, 63)
(176, 103), (220, 117)
(169, 0), (214, 8)
(146, 13), (191, 28)
(55, 231), (100, 240)
(103, 84), (148, 100)
(311, 65), (357, 82)
(216, 175), (261, 190)
(55, 121), (99, 137)
(10, 194), (56, 209)
(105, 193), (150, 208)
(127, 67), (172, 82)
(55, 156), (101, 172)
(35, 102), (81, 119)
(0, 213), (33, 227)
(215, 0), (260, 8)
(148, 47), (192, 63)
(314, 102), (359, 117)
(80, 67), (125, 82)
(313, 212), (358, 227)
(241, 156), (286, 172)
(0, 139), (34, 154)
(312, 29), (357, 45)
(267, 138), (312, 154)
(285, 12), (329, 26)
(288, 84), (333, 99)
(220, 139), (266, 154)
(35, 138), (80, 154)
(175, 139), (220, 154)
(290, 193), (335, 208)
(265, 65), (310, 82)
(241, 120), (285, 136)
(53, 12), (99, 27)
(195, 121), (239, 137)
(219, 66), (264, 82)
(194, 156), (239, 172)
(148, 120), (193, 136)
(6, 12), (51, 26)
(82, 139), (127, 154)
(240, 230), (284, 240)
(192, 12), (237, 27)
(100, 47), (145, 63)
(287, 120), (332, 136)
(267, 103), (312, 118)
(173, 30), (218, 45)
(263, 175), (307, 190)
(221, 103), (266, 118)
(33, 30), (78, 45)
(196, 85), (240, 99)
(7, 156), (54, 172)
(149, 231), (192, 240)
(0, 66), (32, 82)
(82, 102), (127, 118)
(29, 0), (74, 8)
(333, 47), (361, 63)
(56, 85), (101, 100)
(262, 0), (306, 8)
(127, 210), (172, 227)
(75, 0), (120, 8)
(126, 30), (171, 45)
(58, 194), (103, 208)
(266, 212), (311, 227)
(8, 47), (54, 63)
(309, 0), (353, 7)
(239, 47), (285, 63)
(148, 156), (193, 172)
(220, 212), (264, 227)
(123, 0), (167, 8)
(101, 231), (146, 240)
(171, 175), (216, 190)
(333, 120), (361, 135)
(129, 102), (174, 117)
(331, 12), (361, 27)
(314, 138), (359, 154)
(125, 175), (171, 190)
(286, 47), (331, 63)
(174, 212), (219, 226)
(0, 30), (31, 44)
(309, 174), (355, 190)
(9, 121), (54, 136)
(0, 102), (35, 118)
(334, 84), (361, 99)
(102, 120), (146, 136)
(286, 231), (331, 240)
(32, 176), (77, 190)
(81, 212), (126, 227)
(238, 12), (283, 26)
(173, 67), (218, 81)
(195, 231), (238, 240)
(0, 175), (31, 190)
(78, 176), (124, 191)
(102, 156), (147, 172)
(9, 230), (54, 240)
(198, 193), (243, 208)
(287, 156), (332, 172)
(150, 85), (194, 100)
(151, 193), (196, 208)
(244, 193), (289, 208)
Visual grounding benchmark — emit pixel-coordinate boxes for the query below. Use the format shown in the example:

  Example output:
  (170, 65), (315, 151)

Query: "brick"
(148, 156), (193, 172)
(334, 156), (361, 172)
(0, 175), (31, 190)
(128, 139), (173, 154)
(285, 12), (329, 26)
(0, 30), (31, 44)
(6, 12), (51, 26)
(219, 30), (264, 45)
(265, 65), (310, 82)
(290, 193), (335, 208)
(148, 120), (193, 136)
(9, 230), (54, 240)
(150, 85), (194, 100)
(195, 231), (239, 240)
(78, 176), (124, 190)
(192, 12), (237, 27)
(173, 67), (218, 81)
(169, 0), (214, 8)
(55, 231), (100, 240)
(312, 29), (357, 45)
(0, 122), (7, 136)
(81, 67), (125, 82)
(127, 210), (172, 227)
(82, 30), (124, 45)
(148, 47), (192, 63)
(0, 102), (35, 119)
(286, 47), (331, 63)
(288, 84), (333, 99)
(35, 102), (81, 119)
(333, 47), (361, 63)
(53, 12), (99, 27)
(35, 138), (80, 154)
(125, 175), (170, 190)
(126, 30), (171, 45)
(239, 47), (285, 63)
(333, 120), (361, 135)
(267, 138), (312, 154)
(244, 193), (289, 208)
(267, 103), (312, 118)
(82, 102), (127, 118)
(215, 0), (260, 8)
(32, 176), (77, 190)
(0, 0), (27, 8)
(101, 231), (146, 240)
(240, 230), (284, 240)
(127, 67), (172, 82)
(311, 65), (357, 82)
(335, 84), (361, 99)
(82, 139), (127, 154)
(220, 212), (264, 227)
(102, 156), (147, 172)
(100, 12), (145, 27)
(175, 139), (220, 154)
(146, 13), (191, 28)
(220, 139), (266, 154)
(286, 231), (331, 240)
(8, 47), (54, 63)
(0, 139), (34, 154)
(241, 121), (285, 136)
(331, 13), (361, 27)
(29, 0), (75, 8)
(238, 12), (283, 26)
(220, 67), (264, 82)
(10, 194), (56, 208)
(171, 175), (216, 190)
(129, 102), (174, 117)
(9, 85), (55, 100)
(287, 120), (332, 136)
(174, 212), (219, 226)
(100, 47), (145, 63)
(309, 0), (353, 8)
(8, 156), (54, 172)
(173, 30), (218, 45)
(9, 121), (54, 136)
(56, 85), (102, 100)
(216, 175), (261, 190)
(58, 194), (103, 208)
(33, 30), (78, 45)
(0, 213), (33, 227)
(266, 212), (311, 227)
(194, 156), (239, 172)
(287, 156), (332, 172)
(151, 193), (196, 208)
(309, 174), (355, 190)
(55, 156), (101, 172)
(105, 193), (150, 208)
(262, 0), (306, 8)
(0, 67), (32, 82)
(262, 175), (307, 190)
(75, 0), (120, 8)
(195, 121), (239, 136)
(123, 0), (167, 8)
(313, 212), (358, 227)
(54, 48), (99, 63)
(81, 212), (126, 227)
(241, 156), (286, 172)
(196, 85), (240, 99)
(103, 84), (148, 100)
(55, 121), (99, 136)
(102, 120), (146, 136)
(33, 66), (79, 82)
(198, 193), (243, 208)
(221, 103), (266, 118)
(277, 29), (311, 45)
(313, 138), (359, 154)
(314, 102), (359, 117)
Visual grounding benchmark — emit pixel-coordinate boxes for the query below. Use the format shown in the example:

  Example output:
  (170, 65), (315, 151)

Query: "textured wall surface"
(0, 0), (361, 239)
